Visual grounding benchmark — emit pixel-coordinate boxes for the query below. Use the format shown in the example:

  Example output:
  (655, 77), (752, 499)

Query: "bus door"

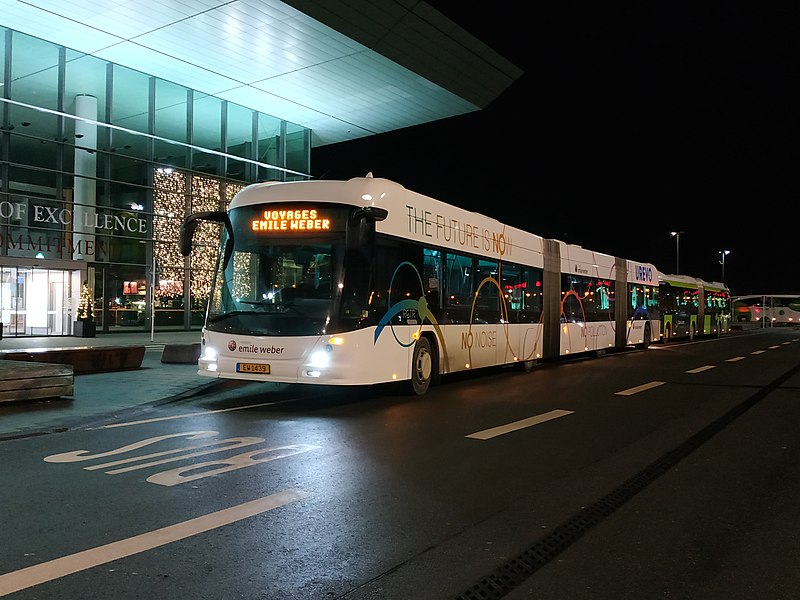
(468, 258), (503, 368)
(560, 287), (592, 354)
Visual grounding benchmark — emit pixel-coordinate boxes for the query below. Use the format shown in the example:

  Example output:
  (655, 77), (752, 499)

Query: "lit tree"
(77, 281), (94, 321)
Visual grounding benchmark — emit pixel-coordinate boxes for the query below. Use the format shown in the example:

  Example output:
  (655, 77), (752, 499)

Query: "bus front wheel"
(409, 336), (434, 395)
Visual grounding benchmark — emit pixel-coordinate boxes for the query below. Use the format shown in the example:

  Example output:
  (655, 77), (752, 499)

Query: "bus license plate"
(236, 363), (270, 374)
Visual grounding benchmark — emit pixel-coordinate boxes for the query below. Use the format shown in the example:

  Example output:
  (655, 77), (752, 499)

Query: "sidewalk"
(0, 330), (236, 439)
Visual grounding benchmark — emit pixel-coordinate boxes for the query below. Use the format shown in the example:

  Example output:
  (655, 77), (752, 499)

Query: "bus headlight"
(199, 346), (218, 373)
(308, 348), (331, 369)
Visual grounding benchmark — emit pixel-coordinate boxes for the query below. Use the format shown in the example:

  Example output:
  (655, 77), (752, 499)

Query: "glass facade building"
(0, 26), (311, 337)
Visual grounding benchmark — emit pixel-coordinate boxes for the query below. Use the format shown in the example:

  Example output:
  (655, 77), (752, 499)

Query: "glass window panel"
(110, 151), (147, 187)
(106, 266), (147, 327)
(226, 102), (253, 161)
(111, 64), (150, 135)
(8, 32), (60, 177)
(285, 121), (309, 180)
(9, 31), (60, 111)
(65, 50), (108, 122)
(7, 162), (57, 191)
(108, 66), (151, 186)
(256, 113), (282, 181)
(154, 79), (188, 170)
(192, 93), (222, 176)
(225, 157), (249, 183)
(0, 27), (6, 88)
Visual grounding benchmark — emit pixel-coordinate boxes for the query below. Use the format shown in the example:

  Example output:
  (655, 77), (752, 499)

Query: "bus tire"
(409, 336), (434, 395)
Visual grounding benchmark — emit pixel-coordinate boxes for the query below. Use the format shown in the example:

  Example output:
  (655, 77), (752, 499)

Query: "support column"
(73, 94), (97, 260)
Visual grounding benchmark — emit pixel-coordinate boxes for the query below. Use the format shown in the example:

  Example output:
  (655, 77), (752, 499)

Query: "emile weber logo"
(229, 340), (285, 354)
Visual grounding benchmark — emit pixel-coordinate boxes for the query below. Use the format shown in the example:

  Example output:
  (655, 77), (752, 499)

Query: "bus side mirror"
(352, 206), (388, 222)
(179, 219), (200, 257)
(347, 206), (388, 251)
(179, 211), (233, 266)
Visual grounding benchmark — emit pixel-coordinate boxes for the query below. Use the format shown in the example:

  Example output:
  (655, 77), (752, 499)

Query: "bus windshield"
(205, 203), (354, 336)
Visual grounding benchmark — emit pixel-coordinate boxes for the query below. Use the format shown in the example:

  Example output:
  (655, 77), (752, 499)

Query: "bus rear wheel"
(409, 336), (434, 395)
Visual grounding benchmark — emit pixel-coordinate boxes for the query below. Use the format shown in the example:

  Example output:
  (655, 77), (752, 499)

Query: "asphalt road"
(1, 327), (798, 600)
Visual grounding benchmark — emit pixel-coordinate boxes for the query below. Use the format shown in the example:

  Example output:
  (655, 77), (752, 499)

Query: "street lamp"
(671, 231), (684, 274)
(719, 249), (730, 284)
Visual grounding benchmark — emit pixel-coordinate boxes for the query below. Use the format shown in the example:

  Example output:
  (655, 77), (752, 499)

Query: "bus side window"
(442, 252), (472, 324)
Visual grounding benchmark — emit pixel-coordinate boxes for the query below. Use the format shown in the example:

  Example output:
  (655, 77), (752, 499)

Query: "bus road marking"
(0, 490), (306, 597)
(686, 365), (715, 374)
(466, 409), (574, 440)
(751, 350), (767, 355)
(614, 381), (666, 396)
(44, 433), (320, 487)
(726, 356), (746, 362)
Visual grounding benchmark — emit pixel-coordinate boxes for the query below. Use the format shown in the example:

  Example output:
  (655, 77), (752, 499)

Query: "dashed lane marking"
(466, 409), (574, 440)
(686, 365), (715, 373)
(614, 381), (666, 396)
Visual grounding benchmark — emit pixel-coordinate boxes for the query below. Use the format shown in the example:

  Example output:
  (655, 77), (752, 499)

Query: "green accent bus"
(659, 274), (731, 341)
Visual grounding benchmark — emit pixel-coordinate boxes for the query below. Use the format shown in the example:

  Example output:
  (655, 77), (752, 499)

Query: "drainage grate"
(454, 362), (800, 600)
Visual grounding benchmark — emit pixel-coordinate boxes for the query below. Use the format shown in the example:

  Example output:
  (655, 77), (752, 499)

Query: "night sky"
(311, 4), (795, 297)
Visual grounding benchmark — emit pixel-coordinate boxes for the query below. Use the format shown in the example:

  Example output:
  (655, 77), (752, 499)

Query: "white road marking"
(686, 365), (715, 373)
(726, 356), (746, 362)
(768, 345), (780, 349)
(466, 409), (574, 440)
(751, 350), (766, 355)
(145, 445), (319, 486)
(87, 437), (265, 473)
(0, 490), (306, 597)
(614, 381), (666, 396)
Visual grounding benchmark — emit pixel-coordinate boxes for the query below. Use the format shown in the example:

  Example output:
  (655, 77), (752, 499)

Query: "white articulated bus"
(733, 295), (800, 326)
(180, 175), (661, 395)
